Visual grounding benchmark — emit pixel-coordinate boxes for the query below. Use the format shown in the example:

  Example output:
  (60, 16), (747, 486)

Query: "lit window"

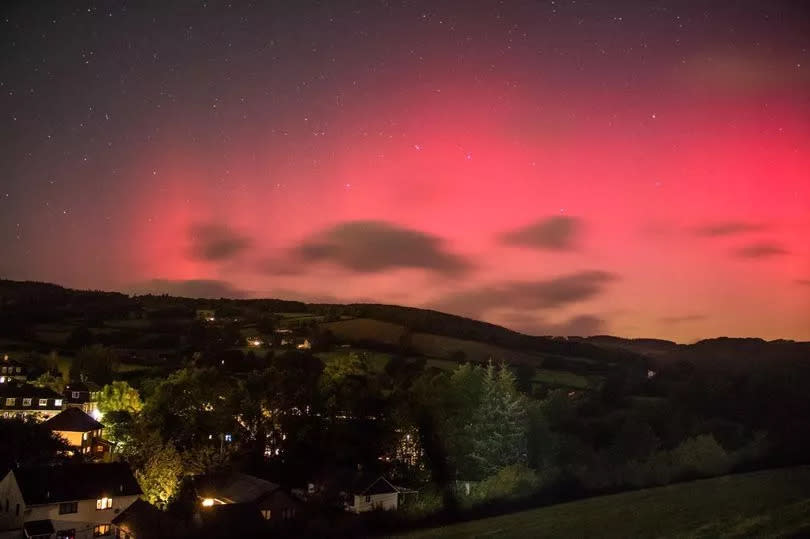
(22, 398), (31, 407)
(15, 367), (20, 373)
(55, 399), (63, 407)
(201, 498), (215, 507)
(224, 434), (232, 442)
(5, 398), (15, 406)
(72, 391), (80, 399)
(39, 399), (47, 407)
(261, 509), (271, 520)
(93, 524), (110, 537)
(83, 432), (89, 440)
(96, 497), (112, 510)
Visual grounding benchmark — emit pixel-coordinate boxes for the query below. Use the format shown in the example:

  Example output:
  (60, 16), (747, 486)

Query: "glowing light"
(202, 498), (214, 507)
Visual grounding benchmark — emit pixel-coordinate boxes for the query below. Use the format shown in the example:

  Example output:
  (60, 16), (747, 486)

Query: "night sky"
(2, 1), (808, 342)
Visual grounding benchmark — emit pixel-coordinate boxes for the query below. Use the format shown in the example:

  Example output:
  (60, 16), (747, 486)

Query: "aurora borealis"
(1, 1), (808, 342)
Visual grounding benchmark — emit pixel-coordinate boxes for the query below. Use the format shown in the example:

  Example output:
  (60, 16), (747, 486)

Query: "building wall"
(350, 492), (398, 513)
(0, 473), (25, 531)
(53, 430), (84, 447)
(26, 495), (138, 539)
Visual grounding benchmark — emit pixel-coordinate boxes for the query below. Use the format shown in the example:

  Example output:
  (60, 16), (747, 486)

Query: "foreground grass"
(396, 467), (810, 539)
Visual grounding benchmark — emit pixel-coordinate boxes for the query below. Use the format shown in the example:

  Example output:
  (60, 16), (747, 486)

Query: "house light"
(91, 408), (103, 421)
(202, 498), (215, 507)
(248, 338), (262, 347)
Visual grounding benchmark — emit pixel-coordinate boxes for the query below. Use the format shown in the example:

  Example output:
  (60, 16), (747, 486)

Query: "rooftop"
(43, 407), (103, 432)
(13, 462), (141, 505)
(196, 472), (280, 504)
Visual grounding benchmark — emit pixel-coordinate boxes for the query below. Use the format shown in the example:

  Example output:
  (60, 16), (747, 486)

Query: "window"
(15, 367), (21, 373)
(261, 509), (271, 520)
(55, 399), (63, 407)
(83, 432), (89, 441)
(93, 524), (110, 537)
(96, 497), (112, 510)
(5, 398), (15, 406)
(72, 391), (80, 399)
(59, 501), (78, 514)
(22, 398), (31, 407)
(39, 399), (47, 407)
(56, 530), (76, 539)
(365, 495), (371, 503)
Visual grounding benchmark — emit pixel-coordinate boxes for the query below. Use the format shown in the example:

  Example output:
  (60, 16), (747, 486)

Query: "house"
(0, 356), (28, 384)
(0, 384), (63, 421)
(195, 472), (303, 531)
(0, 463), (141, 539)
(196, 309), (216, 322)
(63, 383), (100, 418)
(344, 476), (405, 514)
(43, 408), (107, 458)
(110, 499), (186, 539)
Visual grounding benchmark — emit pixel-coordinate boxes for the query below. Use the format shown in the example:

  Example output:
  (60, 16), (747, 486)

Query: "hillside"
(398, 466), (810, 539)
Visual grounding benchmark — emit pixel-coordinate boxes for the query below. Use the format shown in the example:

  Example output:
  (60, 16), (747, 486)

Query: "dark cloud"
(694, 221), (765, 237)
(292, 220), (470, 275)
(430, 270), (616, 318)
(501, 216), (582, 250)
(659, 314), (708, 323)
(504, 312), (606, 336)
(130, 279), (249, 299)
(189, 223), (252, 262)
(734, 242), (789, 258)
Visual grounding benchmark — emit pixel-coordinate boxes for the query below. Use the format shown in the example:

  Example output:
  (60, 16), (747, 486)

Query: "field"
(397, 466), (810, 539)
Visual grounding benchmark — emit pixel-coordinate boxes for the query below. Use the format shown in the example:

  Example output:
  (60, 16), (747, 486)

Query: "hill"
(398, 466), (810, 539)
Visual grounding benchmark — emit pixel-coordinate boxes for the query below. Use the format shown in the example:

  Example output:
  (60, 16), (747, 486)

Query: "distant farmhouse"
(344, 476), (411, 514)
(196, 309), (216, 322)
(0, 463), (141, 539)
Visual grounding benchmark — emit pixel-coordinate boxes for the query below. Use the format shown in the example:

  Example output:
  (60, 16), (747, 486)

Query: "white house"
(0, 384), (63, 421)
(0, 463), (141, 538)
(345, 477), (402, 514)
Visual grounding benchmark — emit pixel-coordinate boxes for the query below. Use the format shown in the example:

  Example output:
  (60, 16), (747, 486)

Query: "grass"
(532, 368), (591, 389)
(316, 349), (393, 373)
(395, 467), (810, 539)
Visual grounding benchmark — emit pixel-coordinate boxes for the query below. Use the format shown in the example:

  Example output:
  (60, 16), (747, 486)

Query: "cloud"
(694, 221), (765, 237)
(734, 242), (789, 258)
(291, 220), (470, 275)
(796, 280), (810, 287)
(501, 216), (582, 250)
(188, 223), (252, 262)
(130, 279), (250, 299)
(659, 314), (708, 324)
(430, 270), (616, 318)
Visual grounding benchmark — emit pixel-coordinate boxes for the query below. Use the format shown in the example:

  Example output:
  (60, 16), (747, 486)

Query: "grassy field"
(397, 467), (810, 539)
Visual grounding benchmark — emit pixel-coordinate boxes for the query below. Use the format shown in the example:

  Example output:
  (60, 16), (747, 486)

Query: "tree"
(466, 364), (528, 478)
(70, 344), (119, 385)
(98, 381), (143, 414)
(0, 418), (70, 470)
(32, 371), (65, 394)
(136, 443), (184, 509)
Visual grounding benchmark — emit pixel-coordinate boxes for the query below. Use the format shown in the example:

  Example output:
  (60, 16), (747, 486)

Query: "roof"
(13, 462), (141, 504)
(196, 473), (280, 504)
(44, 407), (103, 432)
(112, 499), (186, 538)
(0, 384), (60, 399)
(24, 519), (54, 537)
(359, 476), (400, 496)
